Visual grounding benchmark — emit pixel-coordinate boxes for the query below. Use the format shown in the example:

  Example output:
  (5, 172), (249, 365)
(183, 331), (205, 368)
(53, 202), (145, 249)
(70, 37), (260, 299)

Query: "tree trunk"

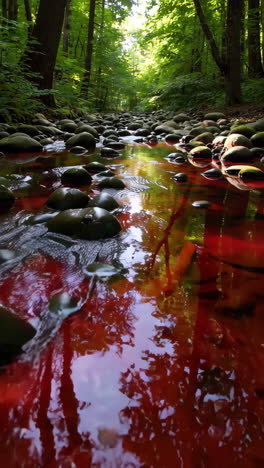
(24, 0), (67, 106)
(2, 0), (7, 18)
(193, 0), (244, 105)
(248, 0), (264, 77)
(63, 0), (71, 55)
(225, 0), (244, 104)
(8, 0), (18, 20)
(24, 0), (32, 22)
(262, 0), (264, 67)
(81, 0), (96, 96)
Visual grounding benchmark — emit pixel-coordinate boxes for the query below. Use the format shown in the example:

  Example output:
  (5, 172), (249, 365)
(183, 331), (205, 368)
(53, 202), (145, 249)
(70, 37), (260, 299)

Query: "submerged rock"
(47, 207), (122, 240)
(0, 185), (15, 210)
(85, 161), (107, 173)
(49, 293), (80, 318)
(173, 172), (188, 183)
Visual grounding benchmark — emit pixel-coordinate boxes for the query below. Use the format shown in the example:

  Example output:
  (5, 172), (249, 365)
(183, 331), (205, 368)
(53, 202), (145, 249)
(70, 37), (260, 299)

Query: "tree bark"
(193, 0), (244, 105)
(24, 0), (32, 22)
(248, 0), (264, 77)
(63, 0), (71, 55)
(225, 0), (244, 104)
(8, 0), (18, 20)
(24, 0), (67, 106)
(81, 0), (96, 96)
(2, 0), (7, 18)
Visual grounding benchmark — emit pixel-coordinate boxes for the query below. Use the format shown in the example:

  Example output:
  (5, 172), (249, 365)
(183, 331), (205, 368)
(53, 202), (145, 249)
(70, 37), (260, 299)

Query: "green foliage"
(137, 73), (224, 111)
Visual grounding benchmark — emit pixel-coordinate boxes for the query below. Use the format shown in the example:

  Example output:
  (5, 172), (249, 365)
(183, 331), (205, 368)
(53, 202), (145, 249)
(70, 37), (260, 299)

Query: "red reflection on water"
(0, 146), (263, 466)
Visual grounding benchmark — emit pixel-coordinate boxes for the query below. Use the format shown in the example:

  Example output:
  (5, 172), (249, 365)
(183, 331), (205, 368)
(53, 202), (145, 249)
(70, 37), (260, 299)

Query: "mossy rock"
(0, 135), (43, 153)
(17, 124), (40, 137)
(165, 133), (182, 144)
(62, 122), (78, 133)
(61, 168), (92, 187)
(65, 132), (96, 150)
(47, 207), (122, 240)
(85, 161), (106, 173)
(230, 125), (255, 138)
(97, 170), (116, 177)
(88, 192), (119, 211)
(189, 126), (207, 137)
(97, 177), (126, 190)
(204, 112), (226, 121)
(0, 305), (36, 352)
(193, 132), (214, 144)
(47, 187), (89, 210)
(155, 124), (178, 135)
(75, 124), (98, 138)
(173, 113), (189, 123)
(0, 131), (9, 139)
(135, 128), (149, 137)
(238, 166), (264, 182)
(250, 118), (264, 132)
(0, 185), (15, 209)
(221, 146), (253, 164)
(26, 212), (60, 225)
(189, 146), (212, 159)
(102, 129), (118, 137)
(250, 132), (264, 148)
(223, 165), (255, 177)
(202, 120), (219, 128)
(224, 133), (252, 149)
(106, 141), (125, 150)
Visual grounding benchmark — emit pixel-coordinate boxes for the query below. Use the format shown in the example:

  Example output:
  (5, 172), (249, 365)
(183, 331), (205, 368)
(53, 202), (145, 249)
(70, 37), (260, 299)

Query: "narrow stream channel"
(0, 142), (264, 467)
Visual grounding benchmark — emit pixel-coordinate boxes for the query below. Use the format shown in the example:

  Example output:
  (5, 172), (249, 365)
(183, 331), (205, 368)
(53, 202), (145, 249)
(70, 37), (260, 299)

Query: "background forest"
(1, 0), (264, 121)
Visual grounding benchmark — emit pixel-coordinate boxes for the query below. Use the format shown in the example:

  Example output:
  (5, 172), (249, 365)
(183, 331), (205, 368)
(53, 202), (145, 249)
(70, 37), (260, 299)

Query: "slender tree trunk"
(24, 0), (67, 106)
(63, 0), (71, 55)
(81, 0), (96, 96)
(24, 0), (32, 22)
(262, 0), (264, 67)
(248, 0), (264, 77)
(96, 0), (105, 108)
(8, 0), (18, 20)
(224, 0), (244, 104)
(2, 0), (7, 18)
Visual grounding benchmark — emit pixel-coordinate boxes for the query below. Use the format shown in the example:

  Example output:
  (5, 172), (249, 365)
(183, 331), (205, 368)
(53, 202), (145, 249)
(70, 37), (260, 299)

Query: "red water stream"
(0, 144), (263, 467)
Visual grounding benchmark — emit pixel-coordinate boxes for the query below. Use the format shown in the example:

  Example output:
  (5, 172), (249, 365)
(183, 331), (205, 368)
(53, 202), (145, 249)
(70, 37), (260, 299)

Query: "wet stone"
(101, 147), (120, 157)
(61, 168), (92, 187)
(26, 212), (60, 225)
(47, 187), (89, 210)
(84, 263), (122, 280)
(192, 200), (211, 209)
(70, 146), (87, 155)
(47, 207), (122, 240)
(49, 293), (80, 318)
(0, 249), (16, 264)
(0, 185), (15, 210)
(97, 177), (126, 190)
(202, 168), (223, 179)
(88, 192), (119, 211)
(173, 172), (188, 183)
(85, 161), (107, 173)
(0, 305), (36, 364)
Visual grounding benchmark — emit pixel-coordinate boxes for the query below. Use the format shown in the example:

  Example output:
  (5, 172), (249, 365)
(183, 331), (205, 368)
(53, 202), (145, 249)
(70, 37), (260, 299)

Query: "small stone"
(97, 177), (126, 190)
(173, 172), (188, 183)
(85, 161), (106, 173)
(202, 168), (223, 179)
(88, 192), (119, 211)
(47, 187), (89, 210)
(101, 147), (120, 157)
(192, 200), (211, 209)
(70, 146), (87, 155)
(0, 249), (16, 264)
(49, 293), (80, 318)
(190, 146), (212, 159)
(61, 168), (92, 187)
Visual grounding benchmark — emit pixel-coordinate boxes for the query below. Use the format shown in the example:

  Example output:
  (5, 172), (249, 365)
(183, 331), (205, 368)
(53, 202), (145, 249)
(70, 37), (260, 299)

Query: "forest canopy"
(0, 0), (264, 120)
